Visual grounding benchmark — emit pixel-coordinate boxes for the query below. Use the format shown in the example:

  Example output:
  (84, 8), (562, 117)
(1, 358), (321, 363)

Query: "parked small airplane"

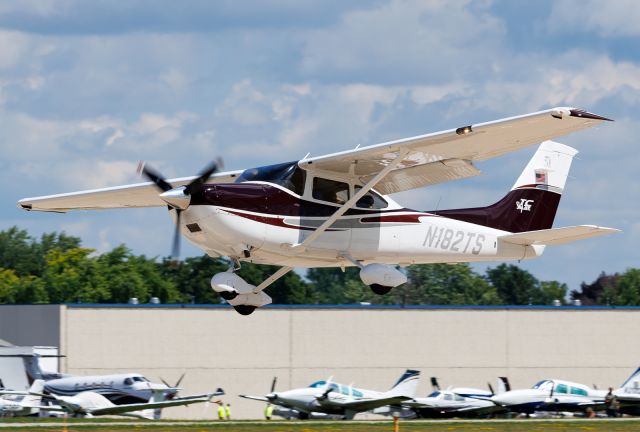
(3, 352), (185, 405)
(240, 369), (420, 419)
(0, 380), (47, 416)
(490, 377), (605, 415)
(375, 376), (501, 419)
(3, 385), (224, 419)
(18, 107), (618, 314)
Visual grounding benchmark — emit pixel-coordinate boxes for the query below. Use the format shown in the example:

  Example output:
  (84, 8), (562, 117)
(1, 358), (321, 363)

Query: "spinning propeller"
(138, 159), (223, 261)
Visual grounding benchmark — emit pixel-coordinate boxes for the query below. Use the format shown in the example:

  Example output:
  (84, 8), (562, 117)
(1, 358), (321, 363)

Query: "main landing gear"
(210, 261), (292, 316)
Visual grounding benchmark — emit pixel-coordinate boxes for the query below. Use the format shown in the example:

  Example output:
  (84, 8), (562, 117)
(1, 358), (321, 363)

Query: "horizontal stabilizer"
(500, 225), (620, 246)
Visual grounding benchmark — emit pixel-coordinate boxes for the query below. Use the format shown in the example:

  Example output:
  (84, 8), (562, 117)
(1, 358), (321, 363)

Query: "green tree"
(538, 280), (568, 305)
(42, 248), (110, 303)
(0, 268), (19, 303)
(160, 256), (229, 304)
(393, 263), (500, 305)
(306, 267), (361, 303)
(486, 264), (540, 305)
(0, 227), (81, 277)
(13, 275), (49, 304)
(238, 263), (316, 304)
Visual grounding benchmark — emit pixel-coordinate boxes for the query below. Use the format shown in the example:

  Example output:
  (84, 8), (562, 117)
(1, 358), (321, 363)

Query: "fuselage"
(405, 388), (496, 418)
(269, 380), (385, 415)
(492, 379), (605, 414)
(179, 181), (542, 267)
(45, 373), (168, 405)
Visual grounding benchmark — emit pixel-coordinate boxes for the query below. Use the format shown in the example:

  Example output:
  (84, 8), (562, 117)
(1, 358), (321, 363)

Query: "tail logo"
(516, 199), (534, 213)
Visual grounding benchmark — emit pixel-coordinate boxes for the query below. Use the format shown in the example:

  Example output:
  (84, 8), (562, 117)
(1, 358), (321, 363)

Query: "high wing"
(18, 170), (242, 213)
(300, 107), (611, 194)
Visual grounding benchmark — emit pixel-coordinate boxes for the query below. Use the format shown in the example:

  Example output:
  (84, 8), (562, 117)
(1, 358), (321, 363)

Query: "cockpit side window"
(354, 186), (388, 209)
(236, 162), (306, 196)
(124, 378), (133, 386)
(312, 177), (350, 205)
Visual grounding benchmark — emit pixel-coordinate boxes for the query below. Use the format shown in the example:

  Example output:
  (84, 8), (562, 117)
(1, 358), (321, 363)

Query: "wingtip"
(569, 109), (614, 122)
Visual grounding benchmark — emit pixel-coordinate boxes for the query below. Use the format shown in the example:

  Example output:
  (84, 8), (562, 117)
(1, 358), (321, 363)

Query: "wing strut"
(293, 149), (410, 251)
(252, 266), (292, 294)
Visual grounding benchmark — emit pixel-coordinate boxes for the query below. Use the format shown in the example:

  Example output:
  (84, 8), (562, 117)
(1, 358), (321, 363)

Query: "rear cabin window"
(354, 186), (388, 209)
(570, 387), (588, 396)
(313, 178), (350, 205)
(237, 161), (306, 196)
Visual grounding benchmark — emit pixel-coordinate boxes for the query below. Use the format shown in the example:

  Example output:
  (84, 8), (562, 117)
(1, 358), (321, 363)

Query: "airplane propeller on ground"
(160, 372), (186, 399)
(138, 159), (223, 261)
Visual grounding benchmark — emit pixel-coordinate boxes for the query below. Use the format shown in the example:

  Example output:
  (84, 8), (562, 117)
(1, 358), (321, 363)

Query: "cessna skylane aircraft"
(18, 107), (619, 314)
(240, 369), (420, 420)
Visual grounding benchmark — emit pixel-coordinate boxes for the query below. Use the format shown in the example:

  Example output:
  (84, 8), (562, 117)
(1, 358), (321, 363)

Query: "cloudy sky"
(1, 0), (638, 293)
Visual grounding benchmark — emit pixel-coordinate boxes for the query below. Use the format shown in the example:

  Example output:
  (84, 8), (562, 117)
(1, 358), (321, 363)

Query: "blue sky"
(1, 0), (638, 293)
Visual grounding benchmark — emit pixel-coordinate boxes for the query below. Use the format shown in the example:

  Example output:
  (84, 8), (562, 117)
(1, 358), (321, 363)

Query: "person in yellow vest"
(217, 402), (225, 420)
(265, 404), (274, 420)
(225, 402), (232, 420)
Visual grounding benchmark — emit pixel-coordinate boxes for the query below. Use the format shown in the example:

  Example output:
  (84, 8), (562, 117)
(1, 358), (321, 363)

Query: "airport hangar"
(1, 303), (640, 420)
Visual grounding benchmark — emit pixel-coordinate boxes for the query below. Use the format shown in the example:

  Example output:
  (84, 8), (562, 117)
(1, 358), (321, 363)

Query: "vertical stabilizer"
(435, 141), (578, 233)
(385, 369), (420, 398)
(620, 367), (640, 393)
(21, 379), (45, 409)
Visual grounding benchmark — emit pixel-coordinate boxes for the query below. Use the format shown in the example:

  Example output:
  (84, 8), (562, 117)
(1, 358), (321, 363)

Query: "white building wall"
(54, 306), (640, 420)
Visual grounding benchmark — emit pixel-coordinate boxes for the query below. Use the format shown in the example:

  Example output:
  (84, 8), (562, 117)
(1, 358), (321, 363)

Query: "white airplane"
(375, 376), (501, 419)
(3, 385), (224, 419)
(18, 107), (619, 315)
(0, 380), (47, 416)
(489, 376), (604, 415)
(240, 369), (420, 420)
(4, 352), (184, 405)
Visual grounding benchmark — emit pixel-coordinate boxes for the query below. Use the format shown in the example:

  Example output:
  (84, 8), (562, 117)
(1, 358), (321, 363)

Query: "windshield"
(532, 380), (552, 389)
(427, 391), (441, 398)
(236, 161), (306, 196)
(309, 380), (326, 388)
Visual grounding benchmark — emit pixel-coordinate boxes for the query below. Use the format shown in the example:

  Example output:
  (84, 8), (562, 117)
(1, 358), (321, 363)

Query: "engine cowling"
(359, 263), (407, 295)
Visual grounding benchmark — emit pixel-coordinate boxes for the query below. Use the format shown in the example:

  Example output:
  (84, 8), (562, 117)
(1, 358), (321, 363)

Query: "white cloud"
(549, 0), (640, 37)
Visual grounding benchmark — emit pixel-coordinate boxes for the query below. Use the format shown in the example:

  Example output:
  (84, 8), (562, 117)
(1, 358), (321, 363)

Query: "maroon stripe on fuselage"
(224, 209), (343, 231)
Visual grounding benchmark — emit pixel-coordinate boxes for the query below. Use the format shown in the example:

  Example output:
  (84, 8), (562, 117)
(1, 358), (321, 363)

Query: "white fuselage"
(44, 373), (169, 405)
(492, 380), (605, 413)
(179, 183), (542, 267)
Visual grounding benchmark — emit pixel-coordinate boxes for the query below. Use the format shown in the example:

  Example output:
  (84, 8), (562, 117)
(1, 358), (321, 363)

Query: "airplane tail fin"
(435, 141), (577, 233)
(21, 379), (45, 408)
(619, 367), (640, 392)
(385, 369), (420, 398)
(496, 377), (510, 395)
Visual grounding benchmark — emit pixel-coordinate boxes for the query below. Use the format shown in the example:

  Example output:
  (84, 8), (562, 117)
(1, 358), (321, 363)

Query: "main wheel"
(219, 291), (238, 301)
(233, 305), (257, 315)
(370, 284), (393, 295)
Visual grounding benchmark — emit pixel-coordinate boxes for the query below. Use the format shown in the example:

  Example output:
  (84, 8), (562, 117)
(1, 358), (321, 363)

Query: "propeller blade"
(138, 162), (173, 192)
(185, 158), (223, 195)
(170, 210), (182, 263)
(488, 382), (495, 395)
(175, 372), (186, 388)
(270, 377), (277, 393)
(160, 378), (171, 388)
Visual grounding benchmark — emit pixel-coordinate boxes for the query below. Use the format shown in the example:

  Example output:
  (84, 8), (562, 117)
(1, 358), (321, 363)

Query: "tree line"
(0, 227), (637, 306)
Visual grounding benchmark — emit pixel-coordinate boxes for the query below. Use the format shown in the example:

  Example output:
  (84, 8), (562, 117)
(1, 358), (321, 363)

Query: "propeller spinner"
(138, 158), (223, 261)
